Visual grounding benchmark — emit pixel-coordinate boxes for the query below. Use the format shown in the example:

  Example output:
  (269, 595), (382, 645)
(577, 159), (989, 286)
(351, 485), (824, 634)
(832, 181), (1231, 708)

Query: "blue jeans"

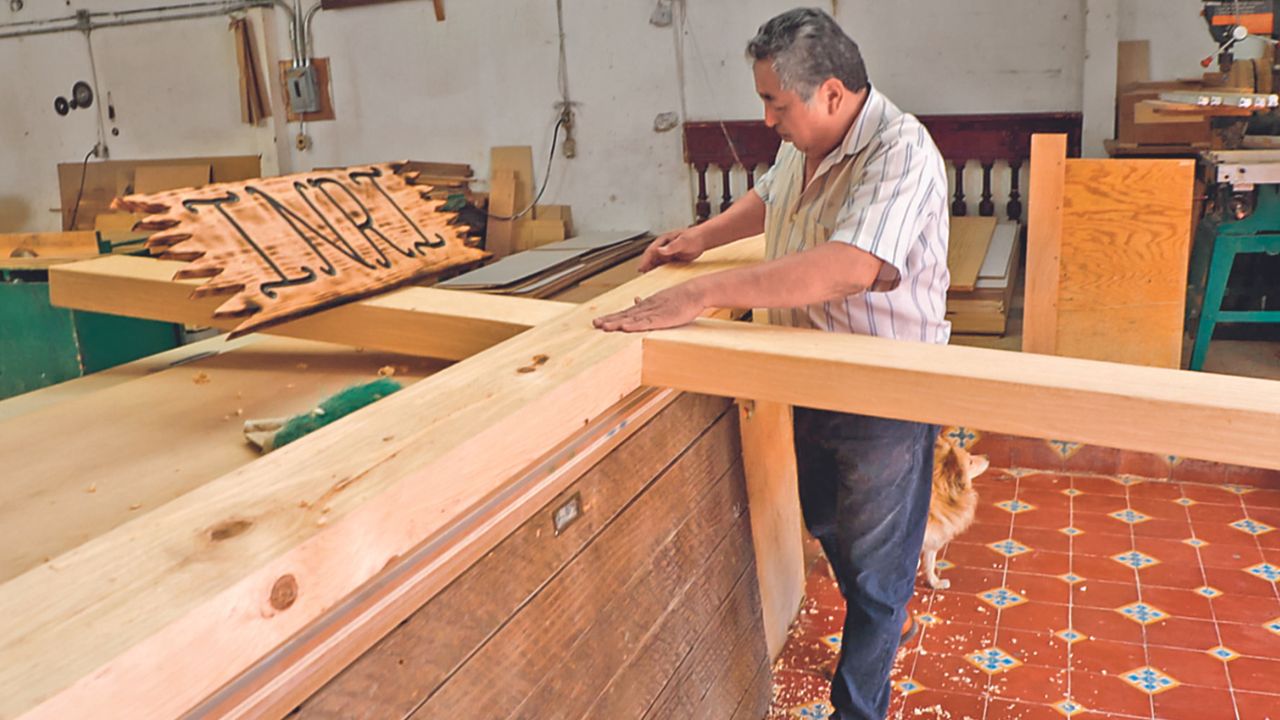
(793, 408), (937, 720)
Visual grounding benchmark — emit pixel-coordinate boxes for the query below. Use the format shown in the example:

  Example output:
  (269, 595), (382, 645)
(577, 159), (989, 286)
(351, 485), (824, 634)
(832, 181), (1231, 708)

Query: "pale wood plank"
(0, 237), (766, 720)
(643, 319), (1280, 470)
(947, 216), (996, 292)
(48, 255), (572, 360)
(1023, 134), (1066, 355)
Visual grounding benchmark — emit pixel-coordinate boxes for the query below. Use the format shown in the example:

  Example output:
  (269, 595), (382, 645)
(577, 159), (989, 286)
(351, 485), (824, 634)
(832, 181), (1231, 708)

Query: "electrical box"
(284, 64), (321, 114)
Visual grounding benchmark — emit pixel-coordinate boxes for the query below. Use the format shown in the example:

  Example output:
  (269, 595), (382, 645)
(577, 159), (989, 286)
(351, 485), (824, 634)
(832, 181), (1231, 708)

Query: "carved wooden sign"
(113, 162), (486, 336)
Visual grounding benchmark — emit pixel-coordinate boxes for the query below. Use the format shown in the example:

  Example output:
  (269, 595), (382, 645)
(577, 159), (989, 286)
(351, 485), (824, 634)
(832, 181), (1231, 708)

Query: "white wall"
(2, 1), (1117, 236)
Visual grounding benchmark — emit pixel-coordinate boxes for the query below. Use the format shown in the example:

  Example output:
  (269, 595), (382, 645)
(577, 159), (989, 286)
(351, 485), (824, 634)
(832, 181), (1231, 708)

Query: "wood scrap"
(112, 162), (486, 337)
(486, 169), (517, 258)
(947, 216), (996, 292)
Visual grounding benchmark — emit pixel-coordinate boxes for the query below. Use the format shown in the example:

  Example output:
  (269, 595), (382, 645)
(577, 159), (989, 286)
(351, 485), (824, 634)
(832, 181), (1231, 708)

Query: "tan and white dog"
(920, 436), (988, 589)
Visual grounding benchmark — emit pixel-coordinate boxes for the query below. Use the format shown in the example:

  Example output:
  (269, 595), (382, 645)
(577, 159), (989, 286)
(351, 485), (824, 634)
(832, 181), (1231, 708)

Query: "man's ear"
(819, 78), (844, 114)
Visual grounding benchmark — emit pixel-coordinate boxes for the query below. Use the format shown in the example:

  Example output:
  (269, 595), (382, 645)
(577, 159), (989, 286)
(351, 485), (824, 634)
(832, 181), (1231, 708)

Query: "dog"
(919, 435), (988, 589)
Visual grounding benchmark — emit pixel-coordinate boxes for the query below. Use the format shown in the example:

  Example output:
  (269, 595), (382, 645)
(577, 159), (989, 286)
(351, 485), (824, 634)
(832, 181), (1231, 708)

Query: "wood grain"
(1056, 158), (1193, 367)
(113, 162), (486, 336)
(1024, 134), (1067, 354)
(0, 231), (98, 258)
(947, 216), (997, 292)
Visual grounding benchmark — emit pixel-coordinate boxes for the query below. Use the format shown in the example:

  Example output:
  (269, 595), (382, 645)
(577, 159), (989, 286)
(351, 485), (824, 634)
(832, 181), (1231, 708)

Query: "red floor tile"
(776, 635), (840, 675)
(908, 652), (992, 697)
(930, 592), (1002, 628)
(1182, 484), (1249, 505)
(899, 687), (989, 718)
(1004, 571), (1072, 605)
(1216, 620), (1280, 659)
(1073, 475), (1132, 497)
(1127, 481), (1186, 501)
(1073, 579), (1142, 610)
(958, 521), (1020, 545)
(1018, 487), (1076, 510)
(1231, 468), (1280, 492)
(1020, 472), (1073, 490)
(1257, 530), (1280, 550)
(1072, 531), (1137, 558)
(1068, 669), (1155, 718)
(1188, 502), (1253, 524)
(1070, 637), (1148, 675)
(1210, 592), (1280, 625)
(1144, 645), (1231, 687)
(1136, 585), (1215, 621)
(985, 698), (1071, 719)
(976, 502), (1022, 527)
(919, 619), (996, 657)
(1172, 459), (1233, 485)
(1150, 684), (1236, 720)
(1143, 616), (1221, 651)
(999, 600), (1070, 634)
(972, 436), (1015, 471)
(1011, 442), (1068, 473)
(1203, 565), (1280, 598)
(1130, 518), (1196, 540)
(1071, 606), (1146, 645)
(1064, 446), (1121, 476)
(1007, 550), (1072, 577)
(1233, 690), (1280, 720)
(1011, 526), (1073, 554)
(1116, 451), (1173, 481)
(996, 627), (1069, 669)
(1227, 655), (1280, 695)
(1248, 506), (1280, 527)
(943, 541), (1008, 572)
(1243, 487), (1280, 507)
(1139, 562), (1211, 592)
(1126, 497), (1193, 522)
(1013, 504), (1073, 530)
(1190, 520), (1263, 547)
(986, 663), (1068, 704)
(926, 566), (1004, 595)
(1072, 554), (1141, 584)
(1072, 493), (1134, 517)
(1197, 540), (1266, 570)
(975, 480), (1019, 505)
(769, 667), (832, 714)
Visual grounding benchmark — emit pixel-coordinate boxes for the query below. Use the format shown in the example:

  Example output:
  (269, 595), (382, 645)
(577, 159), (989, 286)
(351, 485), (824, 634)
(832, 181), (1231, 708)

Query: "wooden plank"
(0, 230), (98, 258)
(534, 204), (574, 236)
(295, 392), (730, 717)
(0, 335), (447, 586)
(1055, 158), (1194, 367)
(1023, 134), (1067, 355)
(512, 218), (566, 252)
(947, 216), (997, 292)
(48, 255), (568, 361)
(486, 169), (517, 258)
(491, 146), (535, 214)
(133, 164), (210, 194)
(737, 399), (803, 662)
(1117, 39), (1151, 93)
(0, 237), (765, 720)
(642, 318), (1280, 470)
(113, 162), (486, 336)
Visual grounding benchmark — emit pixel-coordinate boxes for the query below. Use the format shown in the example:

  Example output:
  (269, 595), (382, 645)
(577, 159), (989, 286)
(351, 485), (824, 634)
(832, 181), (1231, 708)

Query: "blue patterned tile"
(792, 701), (834, 719)
(978, 587), (1028, 609)
(936, 559), (955, 571)
(997, 499), (1037, 515)
(1062, 488), (1083, 497)
(894, 678), (925, 696)
(1245, 563), (1280, 583)
(1224, 484), (1254, 495)
(1060, 526), (1084, 536)
(1056, 628), (1085, 644)
(1196, 586), (1223, 599)
(1266, 618), (1280, 636)
(1231, 518), (1275, 536)
(819, 633), (842, 651)
(968, 647), (1022, 674)
(1054, 699), (1087, 717)
(1112, 550), (1160, 570)
(1109, 509), (1151, 525)
(945, 427), (979, 449)
(1184, 537), (1209, 548)
(989, 539), (1032, 557)
(1116, 602), (1168, 625)
(1121, 666), (1180, 695)
(1174, 497), (1197, 507)
(1114, 476), (1144, 486)
(917, 613), (939, 626)
(1048, 439), (1082, 459)
(1206, 646), (1240, 661)
(1059, 573), (1084, 585)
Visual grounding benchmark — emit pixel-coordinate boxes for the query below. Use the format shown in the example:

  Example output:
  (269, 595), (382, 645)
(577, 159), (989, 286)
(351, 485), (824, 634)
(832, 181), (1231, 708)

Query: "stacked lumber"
(486, 146), (575, 257)
(438, 230), (650, 299)
(946, 218), (1021, 336)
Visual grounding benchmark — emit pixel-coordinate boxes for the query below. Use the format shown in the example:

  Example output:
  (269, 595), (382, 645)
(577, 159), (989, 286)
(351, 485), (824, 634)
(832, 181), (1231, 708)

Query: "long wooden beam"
(48, 255), (573, 360)
(643, 320), (1280, 470)
(0, 237), (766, 720)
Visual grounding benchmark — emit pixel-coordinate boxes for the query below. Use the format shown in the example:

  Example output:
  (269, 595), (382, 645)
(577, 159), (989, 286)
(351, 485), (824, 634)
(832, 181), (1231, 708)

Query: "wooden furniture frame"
(683, 113), (1083, 223)
(4, 226), (1279, 718)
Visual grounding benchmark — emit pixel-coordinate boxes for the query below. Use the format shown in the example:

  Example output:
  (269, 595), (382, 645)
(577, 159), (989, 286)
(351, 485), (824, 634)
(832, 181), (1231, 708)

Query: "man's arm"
(593, 242), (882, 332)
(638, 190), (766, 271)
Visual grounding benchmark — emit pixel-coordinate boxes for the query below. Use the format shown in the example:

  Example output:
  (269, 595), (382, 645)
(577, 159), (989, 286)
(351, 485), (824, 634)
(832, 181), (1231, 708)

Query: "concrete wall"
(0, 0), (1207, 236)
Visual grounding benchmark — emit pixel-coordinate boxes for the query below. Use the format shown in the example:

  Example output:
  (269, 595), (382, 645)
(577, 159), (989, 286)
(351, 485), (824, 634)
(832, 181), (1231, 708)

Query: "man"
(594, 8), (949, 720)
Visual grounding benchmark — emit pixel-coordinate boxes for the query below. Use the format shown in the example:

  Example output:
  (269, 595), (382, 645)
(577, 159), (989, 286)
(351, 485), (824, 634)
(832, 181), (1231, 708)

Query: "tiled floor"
(768, 463), (1280, 719)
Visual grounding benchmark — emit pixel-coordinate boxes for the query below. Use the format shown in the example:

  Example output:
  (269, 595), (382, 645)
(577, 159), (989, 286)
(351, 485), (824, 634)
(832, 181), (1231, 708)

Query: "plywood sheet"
(947, 216), (997, 292)
(134, 164), (211, 194)
(114, 162), (486, 336)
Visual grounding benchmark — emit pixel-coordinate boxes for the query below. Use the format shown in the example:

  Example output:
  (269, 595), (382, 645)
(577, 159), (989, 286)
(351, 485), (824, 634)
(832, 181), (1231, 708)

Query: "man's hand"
(637, 227), (706, 272)
(592, 283), (706, 333)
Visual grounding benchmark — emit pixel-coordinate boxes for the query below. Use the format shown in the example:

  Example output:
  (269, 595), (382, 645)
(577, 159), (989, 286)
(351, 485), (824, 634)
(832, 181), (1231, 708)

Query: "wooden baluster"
(979, 162), (995, 217)
(720, 166), (733, 214)
(951, 161), (967, 217)
(746, 166), (756, 191)
(1007, 160), (1023, 221)
(694, 163), (711, 224)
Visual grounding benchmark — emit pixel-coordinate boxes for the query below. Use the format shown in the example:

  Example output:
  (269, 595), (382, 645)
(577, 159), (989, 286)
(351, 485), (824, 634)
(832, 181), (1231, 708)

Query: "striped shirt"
(754, 86), (951, 344)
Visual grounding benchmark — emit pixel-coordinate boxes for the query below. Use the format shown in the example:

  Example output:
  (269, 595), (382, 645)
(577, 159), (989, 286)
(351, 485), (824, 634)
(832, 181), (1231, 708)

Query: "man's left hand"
(592, 284), (706, 333)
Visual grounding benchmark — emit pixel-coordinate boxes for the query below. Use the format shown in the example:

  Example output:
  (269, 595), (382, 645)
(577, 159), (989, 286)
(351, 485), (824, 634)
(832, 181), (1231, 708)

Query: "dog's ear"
(969, 454), (990, 479)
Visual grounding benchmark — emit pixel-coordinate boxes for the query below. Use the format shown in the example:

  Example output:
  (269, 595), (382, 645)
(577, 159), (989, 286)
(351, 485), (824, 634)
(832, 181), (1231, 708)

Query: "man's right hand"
(638, 227), (707, 272)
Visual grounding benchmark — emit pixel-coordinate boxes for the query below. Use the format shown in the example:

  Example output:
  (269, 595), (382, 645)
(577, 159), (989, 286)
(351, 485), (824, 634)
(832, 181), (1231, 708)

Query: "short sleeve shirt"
(754, 87), (951, 344)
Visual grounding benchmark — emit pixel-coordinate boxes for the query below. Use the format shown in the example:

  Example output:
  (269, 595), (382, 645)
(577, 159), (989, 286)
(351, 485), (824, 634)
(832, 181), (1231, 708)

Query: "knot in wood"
(270, 574), (299, 611)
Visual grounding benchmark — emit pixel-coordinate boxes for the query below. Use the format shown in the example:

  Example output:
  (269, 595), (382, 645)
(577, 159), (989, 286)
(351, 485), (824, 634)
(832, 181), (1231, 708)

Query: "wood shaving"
(193, 372), (211, 385)
(129, 503), (141, 511)
(378, 365), (396, 377)
(85, 483), (96, 494)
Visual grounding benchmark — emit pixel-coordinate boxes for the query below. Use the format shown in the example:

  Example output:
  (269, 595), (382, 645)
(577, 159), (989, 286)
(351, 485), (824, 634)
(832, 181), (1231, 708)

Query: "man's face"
(753, 59), (822, 153)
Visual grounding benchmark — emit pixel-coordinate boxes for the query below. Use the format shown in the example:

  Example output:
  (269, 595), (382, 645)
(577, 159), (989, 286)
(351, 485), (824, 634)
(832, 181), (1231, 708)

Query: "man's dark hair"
(746, 8), (869, 100)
